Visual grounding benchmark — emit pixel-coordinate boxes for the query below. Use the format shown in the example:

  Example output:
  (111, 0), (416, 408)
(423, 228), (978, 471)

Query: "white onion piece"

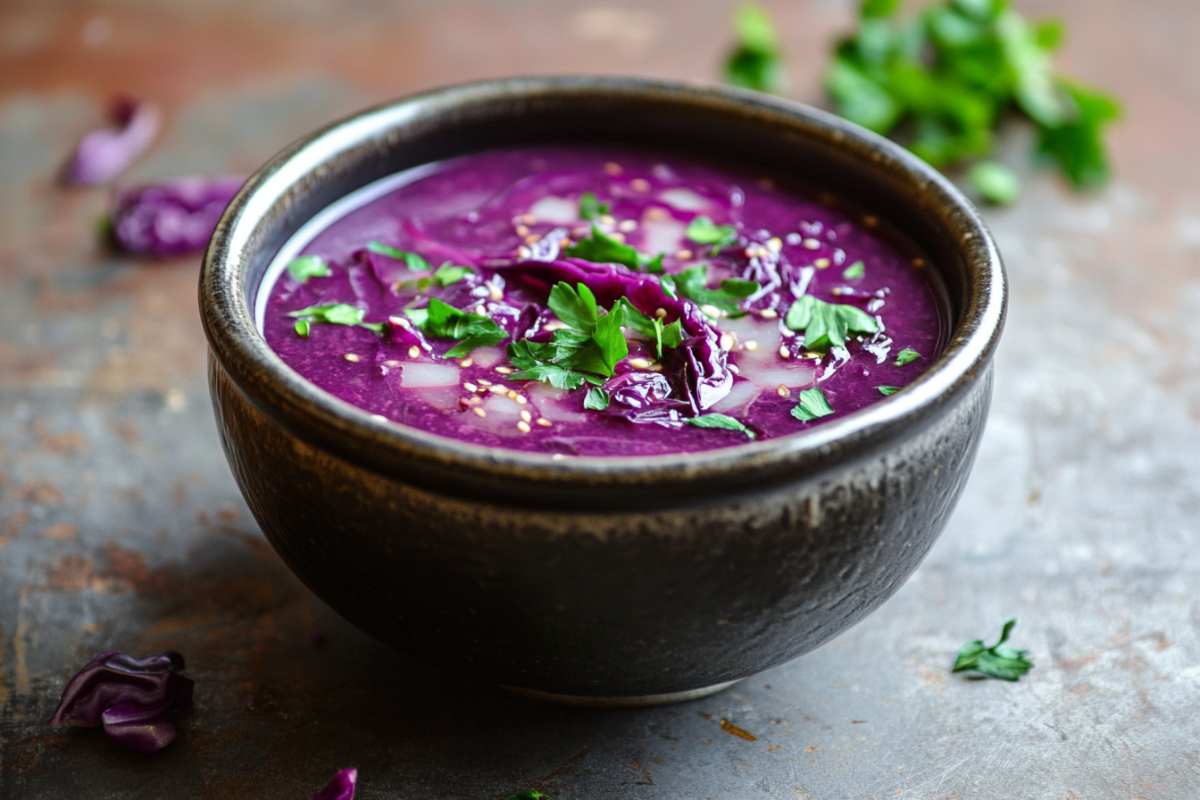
(659, 188), (710, 212)
(719, 315), (779, 346)
(526, 382), (588, 424)
(750, 363), (816, 389)
(400, 362), (460, 388)
(413, 386), (461, 412)
(711, 380), (760, 412)
(469, 395), (524, 436)
(640, 217), (685, 256)
(529, 196), (579, 224)
(469, 346), (503, 368)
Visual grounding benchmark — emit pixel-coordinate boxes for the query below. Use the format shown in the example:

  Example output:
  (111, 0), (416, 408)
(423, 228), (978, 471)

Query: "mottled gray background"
(1, 1), (1198, 797)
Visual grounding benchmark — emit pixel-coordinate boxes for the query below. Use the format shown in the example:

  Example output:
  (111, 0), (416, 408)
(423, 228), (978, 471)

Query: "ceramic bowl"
(200, 76), (1005, 706)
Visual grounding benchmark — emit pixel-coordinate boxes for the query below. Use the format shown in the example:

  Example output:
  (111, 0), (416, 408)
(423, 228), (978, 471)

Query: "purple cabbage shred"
(49, 650), (193, 753)
(61, 96), (160, 186)
(111, 176), (243, 257)
(312, 767), (358, 800)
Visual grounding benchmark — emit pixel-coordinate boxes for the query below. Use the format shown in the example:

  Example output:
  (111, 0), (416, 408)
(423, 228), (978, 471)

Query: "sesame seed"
(628, 357), (654, 369)
(778, 345), (790, 359)
(863, 214), (878, 227)
(617, 219), (637, 233)
(516, 224), (530, 236)
(407, 345), (421, 359)
(814, 257), (831, 269)
(803, 350), (823, 360)
(655, 307), (667, 318)
(675, 248), (694, 260)
(604, 162), (622, 175)
(384, 359), (401, 368)
(514, 395), (528, 405)
(719, 333), (735, 351)
(468, 396), (482, 406)
(463, 382), (478, 392)
(519, 213), (536, 225)
(459, 358), (474, 368)
(759, 308), (778, 320)
(803, 238), (821, 250)
(767, 237), (783, 253)
(700, 304), (723, 319)
(517, 420), (532, 433)
(343, 353), (361, 363)
(488, 384), (508, 395)
(517, 246), (531, 259)
(506, 390), (519, 401)
(495, 365), (514, 375)
(536, 417), (553, 427)
(520, 410), (533, 423)
(645, 207), (669, 221)
(472, 407), (487, 418)
(630, 178), (651, 192)
(599, 214), (616, 227)
(744, 340), (759, 351)
(776, 385), (791, 398)
(477, 378), (492, 386)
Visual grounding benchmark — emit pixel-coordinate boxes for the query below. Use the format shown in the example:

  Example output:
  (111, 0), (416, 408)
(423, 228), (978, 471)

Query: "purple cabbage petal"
(61, 97), (160, 186)
(111, 176), (243, 257)
(313, 768), (358, 800)
(50, 650), (193, 754)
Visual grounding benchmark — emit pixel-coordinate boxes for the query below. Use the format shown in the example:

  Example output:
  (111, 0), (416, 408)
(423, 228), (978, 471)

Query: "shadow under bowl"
(199, 76), (1006, 705)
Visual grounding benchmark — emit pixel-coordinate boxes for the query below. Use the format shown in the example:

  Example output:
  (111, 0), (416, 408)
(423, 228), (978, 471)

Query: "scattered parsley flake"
(584, 386), (610, 411)
(367, 241), (430, 271)
(433, 263), (474, 287)
(287, 302), (385, 337)
(411, 297), (507, 358)
(564, 224), (662, 272)
(952, 618), (1033, 681)
(790, 386), (834, 422)
(842, 260), (866, 280)
(894, 347), (921, 366)
(286, 255), (331, 283)
(578, 191), (610, 221)
(784, 294), (878, 350)
(877, 385), (900, 396)
(685, 216), (738, 252)
(674, 263), (760, 314)
(685, 413), (756, 439)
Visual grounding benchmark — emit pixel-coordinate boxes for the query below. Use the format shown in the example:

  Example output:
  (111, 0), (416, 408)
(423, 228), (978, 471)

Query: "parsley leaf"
(675, 263), (760, 315)
(894, 346), (921, 366)
(367, 241), (430, 271)
(288, 303), (385, 338)
(969, 161), (1020, 205)
(658, 274), (678, 299)
(790, 387), (834, 422)
(784, 295), (878, 350)
(584, 386), (610, 411)
(952, 618), (1033, 681)
(615, 299), (685, 359)
(578, 192), (609, 221)
(877, 385), (900, 396)
(685, 413), (756, 439)
(564, 225), (662, 272)
(412, 297), (507, 357)
(724, 4), (785, 93)
(433, 263), (474, 286)
(286, 255), (331, 283)
(686, 216), (738, 252)
(842, 260), (866, 280)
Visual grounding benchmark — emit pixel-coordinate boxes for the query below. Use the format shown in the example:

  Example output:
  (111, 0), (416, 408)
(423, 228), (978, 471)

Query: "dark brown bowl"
(199, 76), (1005, 706)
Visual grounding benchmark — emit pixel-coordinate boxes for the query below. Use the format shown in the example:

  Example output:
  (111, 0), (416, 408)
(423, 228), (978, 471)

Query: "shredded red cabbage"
(111, 176), (243, 257)
(49, 650), (193, 753)
(312, 767), (358, 800)
(61, 97), (160, 186)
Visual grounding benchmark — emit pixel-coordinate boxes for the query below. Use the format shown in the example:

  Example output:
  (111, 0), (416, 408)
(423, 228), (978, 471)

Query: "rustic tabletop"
(1, 1), (1197, 798)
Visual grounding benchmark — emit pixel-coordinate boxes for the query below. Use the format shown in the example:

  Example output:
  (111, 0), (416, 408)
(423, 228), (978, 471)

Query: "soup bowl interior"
(201, 77), (1004, 703)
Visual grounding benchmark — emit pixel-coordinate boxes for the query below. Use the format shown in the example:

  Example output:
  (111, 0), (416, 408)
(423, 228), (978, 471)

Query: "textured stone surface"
(1, 1), (1198, 798)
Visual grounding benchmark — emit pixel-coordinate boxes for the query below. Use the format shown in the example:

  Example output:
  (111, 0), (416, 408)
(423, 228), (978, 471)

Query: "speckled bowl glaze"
(200, 77), (1005, 706)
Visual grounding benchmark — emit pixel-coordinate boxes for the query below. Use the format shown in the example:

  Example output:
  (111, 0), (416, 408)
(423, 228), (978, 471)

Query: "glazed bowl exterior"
(200, 77), (1005, 703)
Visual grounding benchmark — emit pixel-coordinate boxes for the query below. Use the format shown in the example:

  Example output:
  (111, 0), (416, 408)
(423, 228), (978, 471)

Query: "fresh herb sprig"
(507, 282), (629, 390)
(686, 413), (756, 439)
(953, 618), (1033, 681)
(407, 298), (507, 358)
(288, 303), (385, 338)
(578, 192), (610, 221)
(784, 294), (878, 350)
(616, 299), (684, 360)
(664, 264), (760, 316)
(367, 241), (430, 271)
(724, 4), (785, 93)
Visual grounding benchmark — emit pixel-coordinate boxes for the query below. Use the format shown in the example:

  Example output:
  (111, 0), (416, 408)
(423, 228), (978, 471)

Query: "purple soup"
(260, 147), (945, 456)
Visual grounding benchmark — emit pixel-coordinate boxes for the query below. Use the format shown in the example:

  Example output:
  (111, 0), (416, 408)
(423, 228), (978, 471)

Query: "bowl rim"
(200, 75), (1006, 490)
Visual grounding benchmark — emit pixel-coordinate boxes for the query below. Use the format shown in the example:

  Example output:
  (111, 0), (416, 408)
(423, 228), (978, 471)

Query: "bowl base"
(500, 679), (739, 708)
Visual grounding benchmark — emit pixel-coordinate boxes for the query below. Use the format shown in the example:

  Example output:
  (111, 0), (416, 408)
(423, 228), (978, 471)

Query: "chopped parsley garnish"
(505, 793), (549, 800)
(952, 618), (1032, 681)
(969, 161), (1020, 205)
(658, 274), (678, 299)
(409, 297), (507, 358)
(877, 385), (900, 396)
(584, 386), (610, 411)
(894, 346), (921, 366)
(433, 263), (474, 287)
(685, 216), (738, 252)
(685, 413), (756, 439)
(565, 224), (662, 272)
(842, 260), (866, 280)
(508, 282), (629, 390)
(616, 299), (684, 359)
(286, 255), (331, 283)
(790, 386), (834, 422)
(288, 303), (385, 338)
(723, 4), (785, 93)
(784, 294), (878, 350)
(823, 0), (1120, 190)
(578, 191), (609, 221)
(674, 263), (760, 315)
(367, 241), (430, 271)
